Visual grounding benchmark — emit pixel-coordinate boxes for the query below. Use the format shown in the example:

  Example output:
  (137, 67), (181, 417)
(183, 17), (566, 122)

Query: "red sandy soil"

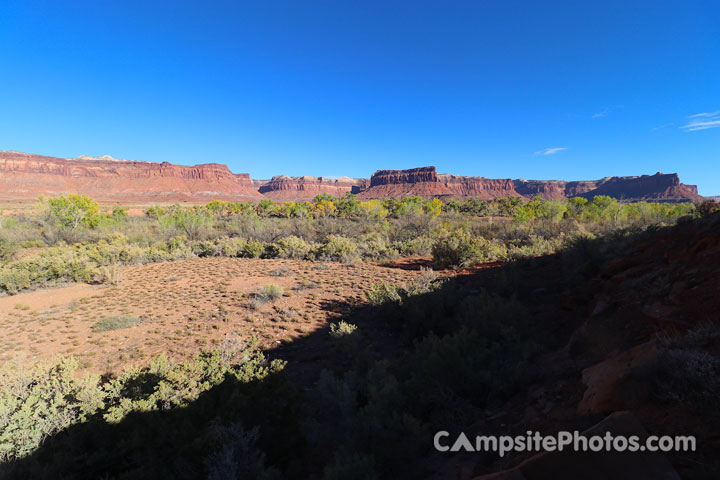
(0, 258), (429, 374)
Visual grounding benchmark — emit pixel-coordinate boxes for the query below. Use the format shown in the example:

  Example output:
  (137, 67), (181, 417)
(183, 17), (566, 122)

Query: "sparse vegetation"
(329, 320), (358, 337)
(0, 194), (712, 479)
(258, 284), (284, 302)
(365, 280), (402, 305)
(92, 315), (141, 332)
(0, 194), (695, 295)
(0, 344), (284, 467)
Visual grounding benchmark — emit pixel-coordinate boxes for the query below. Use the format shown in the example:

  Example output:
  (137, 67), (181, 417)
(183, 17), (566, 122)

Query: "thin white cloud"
(688, 111), (720, 118)
(534, 147), (567, 156)
(682, 111), (720, 131)
(592, 105), (623, 119)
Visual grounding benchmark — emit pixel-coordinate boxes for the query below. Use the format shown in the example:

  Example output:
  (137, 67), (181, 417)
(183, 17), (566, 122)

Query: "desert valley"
(0, 149), (718, 479)
(2, 1), (719, 478)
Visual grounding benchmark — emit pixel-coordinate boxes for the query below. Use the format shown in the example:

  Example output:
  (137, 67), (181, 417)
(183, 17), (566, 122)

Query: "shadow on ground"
(3, 213), (720, 479)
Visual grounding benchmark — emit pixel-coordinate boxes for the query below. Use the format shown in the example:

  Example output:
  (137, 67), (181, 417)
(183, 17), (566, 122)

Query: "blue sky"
(1, 1), (718, 194)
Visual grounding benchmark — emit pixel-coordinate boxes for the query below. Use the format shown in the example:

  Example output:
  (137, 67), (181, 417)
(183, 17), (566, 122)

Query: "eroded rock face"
(440, 175), (520, 200)
(576, 173), (700, 202)
(0, 151), (262, 203)
(358, 166), (700, 202)
(513, 180), (571, 200)
(257, 175), (364, 201)
(514, 173), (700, 202)
(358, 167), (519, 199)
(0, 152), (703, 203)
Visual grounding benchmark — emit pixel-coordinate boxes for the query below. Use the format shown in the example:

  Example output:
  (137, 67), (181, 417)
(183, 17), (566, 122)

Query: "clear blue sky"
(1, 1), (718, 194)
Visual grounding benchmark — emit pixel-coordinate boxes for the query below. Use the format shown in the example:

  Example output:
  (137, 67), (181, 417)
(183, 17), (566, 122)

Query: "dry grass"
(0, 257), (426, 373)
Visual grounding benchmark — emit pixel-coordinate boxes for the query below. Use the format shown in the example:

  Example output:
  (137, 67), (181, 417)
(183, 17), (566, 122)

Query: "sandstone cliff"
(514, 173), (700, 202)
(356, 167), (456, 199)
(257, 175), (363, 201)
(439, 174), (520, 199)
(358, 166), (699, 202)
(575, 172), (700, 202)
(0, 151), (262, 203)
(0, 151), (702, 204)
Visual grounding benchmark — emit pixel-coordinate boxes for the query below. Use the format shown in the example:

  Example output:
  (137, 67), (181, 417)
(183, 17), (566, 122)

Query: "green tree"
(336, 193), (361, 217)
(566, 197), (588, 218)
(111, 206), (128, 221)
(46, 194), (100, 231)
(256, 199), (277, 217)
(591, 195), (621, 224)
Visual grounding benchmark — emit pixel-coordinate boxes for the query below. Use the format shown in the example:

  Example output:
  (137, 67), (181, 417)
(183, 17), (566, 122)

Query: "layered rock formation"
(513, 173), (700, 202)
(0, 151), (702, 203)
(356, 167), (525, 200)
(356, 167), (456, 198)
(257, 175), (364, 201)
(0, 151), (262, 203)
(575, 173), (700, 202)
(359, 166), (700, 202)
(439, 175), (520, 199)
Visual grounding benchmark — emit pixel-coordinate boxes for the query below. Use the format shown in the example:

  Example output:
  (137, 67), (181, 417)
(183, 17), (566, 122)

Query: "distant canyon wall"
(257, 175), (364, 201)
(0, 151), (702, 204)
(358, 167), (699, 202)
(0, 151), (262, 203)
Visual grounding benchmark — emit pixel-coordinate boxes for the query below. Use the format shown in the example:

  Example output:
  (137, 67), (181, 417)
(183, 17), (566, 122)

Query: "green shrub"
(0, 236), (17, 262)
(431, 231), (485, 269)
(258, 284), (284, 302)
(242, 240), (265, 258)
(365, 281), (402, 305)
(92, 315), (141, 332)
(357, 233), (397, 261)
(507, 235), (560, 259)
(0, 358), (104, 462)
(329, 321), (358, 338)
(320, 235), (359, 263)
(274, 236), (314, 260)
(270, 266), (290, 277)
(0, 343), (285, 467)
(192, 240), (218, 257)
(95, 264), (123, 285)
(405, 268), (441, 296)
(0, 268), (31, 294)
(217, 237), (246, 257)
(20, 240), (45, 248)
(393, 236), (434, 256)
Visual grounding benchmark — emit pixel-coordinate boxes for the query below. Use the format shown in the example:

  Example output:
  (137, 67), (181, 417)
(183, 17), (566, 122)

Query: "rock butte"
(0, 151), (701, 204)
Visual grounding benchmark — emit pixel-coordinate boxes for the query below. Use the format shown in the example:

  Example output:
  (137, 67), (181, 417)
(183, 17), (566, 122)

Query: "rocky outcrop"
(439, 175), (520, 199)
(514, 173), (700, 202)
(514, 180), (575, 200)
(257, 175), (364, 201)
(357, 167), (455, 199)
(575, 173), (700, 202)
(368, 166), (438, 185)
(0, 151), (703, 203)
(358, 167), (700, 202)
(0, 151), (262, 203)
(358, 167), (521, 199)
